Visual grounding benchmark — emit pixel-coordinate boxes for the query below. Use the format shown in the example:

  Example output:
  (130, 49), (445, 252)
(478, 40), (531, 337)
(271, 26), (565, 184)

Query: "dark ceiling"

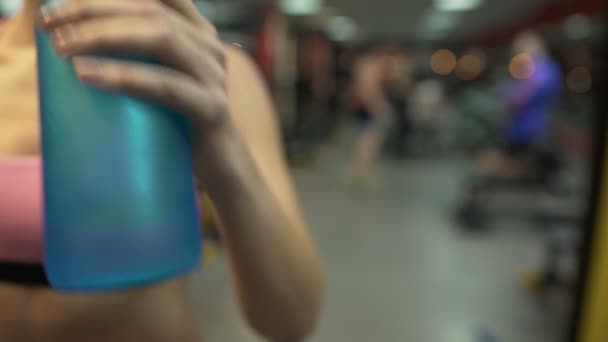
(323, 0), (545, 41)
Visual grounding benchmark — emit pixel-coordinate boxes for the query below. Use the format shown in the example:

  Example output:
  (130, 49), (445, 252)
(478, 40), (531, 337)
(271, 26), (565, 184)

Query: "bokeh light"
(509, 53), (535, 80)
(327, 16), (358, 42)
(456, 53), (485, 81)
(431, 49), (457, 76)
(567, 66), (592, 94)
(280, 0), (322, 15)
(564, 14), (593, 40)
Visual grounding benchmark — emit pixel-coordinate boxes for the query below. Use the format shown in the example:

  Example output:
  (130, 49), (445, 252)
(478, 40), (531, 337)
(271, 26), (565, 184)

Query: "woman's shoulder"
(224, 44), (265, 89)
(223, 44), (277, 130)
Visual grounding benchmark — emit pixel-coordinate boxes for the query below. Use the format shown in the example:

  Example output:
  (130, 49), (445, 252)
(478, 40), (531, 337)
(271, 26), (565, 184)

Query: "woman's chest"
(0, 55), (40, 155)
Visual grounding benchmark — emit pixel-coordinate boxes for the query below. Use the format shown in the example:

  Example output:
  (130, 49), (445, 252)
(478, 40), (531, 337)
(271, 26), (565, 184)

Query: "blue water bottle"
(36, 2), (203, 292)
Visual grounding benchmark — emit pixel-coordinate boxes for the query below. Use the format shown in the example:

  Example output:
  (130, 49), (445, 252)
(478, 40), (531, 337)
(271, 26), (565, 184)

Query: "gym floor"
(190, 143), (572, 342)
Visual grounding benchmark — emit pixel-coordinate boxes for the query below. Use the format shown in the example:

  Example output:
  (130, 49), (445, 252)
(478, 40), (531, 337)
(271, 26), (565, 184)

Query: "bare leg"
(355, 126), (383, 166)
(349, 100), (393, 185)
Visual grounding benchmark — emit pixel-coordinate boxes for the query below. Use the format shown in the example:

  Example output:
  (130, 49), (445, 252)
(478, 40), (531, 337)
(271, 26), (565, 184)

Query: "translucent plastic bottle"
(36, 3), (202, 292)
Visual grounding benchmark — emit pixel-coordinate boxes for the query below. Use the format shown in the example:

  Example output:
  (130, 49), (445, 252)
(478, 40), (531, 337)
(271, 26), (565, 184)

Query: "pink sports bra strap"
(0, 156), (44, 263)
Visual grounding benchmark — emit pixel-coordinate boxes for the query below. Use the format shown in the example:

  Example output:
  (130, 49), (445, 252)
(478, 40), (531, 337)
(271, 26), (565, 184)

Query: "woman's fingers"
(41, 0), (225, 82)
(39, 0), (151, 27)
(51, 15), (171, 56)
(40, 0), (214, 34)
(51, 15), (215, 81)
(73, 56), (228, 127)
(40, 0), (210, 46)
(39, 0), (230, 130)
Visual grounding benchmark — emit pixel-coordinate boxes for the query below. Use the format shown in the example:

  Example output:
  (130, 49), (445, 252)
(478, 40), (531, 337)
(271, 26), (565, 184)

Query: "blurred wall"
(579, 139), (608, 342)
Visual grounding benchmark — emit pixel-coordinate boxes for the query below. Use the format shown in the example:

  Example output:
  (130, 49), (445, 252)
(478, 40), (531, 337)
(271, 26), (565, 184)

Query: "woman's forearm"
(194, 130), (325, 341)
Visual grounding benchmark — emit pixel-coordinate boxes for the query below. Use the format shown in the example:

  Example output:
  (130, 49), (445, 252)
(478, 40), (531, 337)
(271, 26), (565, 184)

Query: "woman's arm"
(37, 1), (325, 339)
(194, 47), (325, 341)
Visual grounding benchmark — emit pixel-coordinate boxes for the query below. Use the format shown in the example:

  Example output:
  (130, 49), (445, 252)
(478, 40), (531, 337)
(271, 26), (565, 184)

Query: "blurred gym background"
(1, 0), (605, 341)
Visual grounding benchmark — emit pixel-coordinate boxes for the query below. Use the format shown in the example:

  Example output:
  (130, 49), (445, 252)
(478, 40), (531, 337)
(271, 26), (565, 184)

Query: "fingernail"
(73, 57), (101, 76)
(52, 25), (77, 48)
(51, 29), (64, 48)
(39, 3), (64, 23)
(73, 57), (106, 84)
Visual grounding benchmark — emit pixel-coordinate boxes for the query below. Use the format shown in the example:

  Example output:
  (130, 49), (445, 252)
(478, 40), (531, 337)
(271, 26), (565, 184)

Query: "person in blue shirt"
(501, 31), (563, 155)
(457, 31), (563, 229)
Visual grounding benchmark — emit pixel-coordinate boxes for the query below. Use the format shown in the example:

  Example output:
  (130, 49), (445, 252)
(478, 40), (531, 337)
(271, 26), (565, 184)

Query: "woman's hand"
(38, 0), (229, 148)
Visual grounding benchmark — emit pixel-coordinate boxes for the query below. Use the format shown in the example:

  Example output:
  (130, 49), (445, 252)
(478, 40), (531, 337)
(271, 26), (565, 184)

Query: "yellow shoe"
(203, 242), (220, 266)
(520, 270), (543, 295)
